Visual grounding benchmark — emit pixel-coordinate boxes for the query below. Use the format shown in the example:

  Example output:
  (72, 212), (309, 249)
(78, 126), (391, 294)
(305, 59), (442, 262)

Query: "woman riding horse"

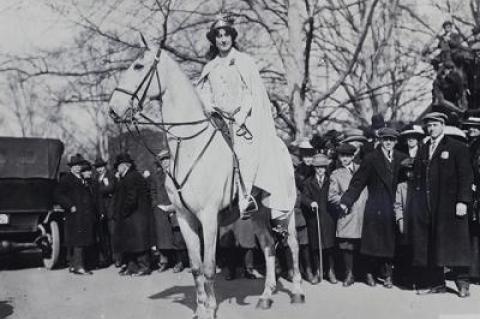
(196, 16), (297, 232)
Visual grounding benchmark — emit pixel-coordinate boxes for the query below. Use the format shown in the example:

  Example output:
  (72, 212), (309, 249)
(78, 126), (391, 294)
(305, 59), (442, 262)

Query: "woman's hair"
(206, 27), (239, 60)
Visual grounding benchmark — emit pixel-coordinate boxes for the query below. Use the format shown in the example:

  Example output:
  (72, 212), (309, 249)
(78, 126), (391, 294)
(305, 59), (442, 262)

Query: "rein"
(112, 46), (219, 214)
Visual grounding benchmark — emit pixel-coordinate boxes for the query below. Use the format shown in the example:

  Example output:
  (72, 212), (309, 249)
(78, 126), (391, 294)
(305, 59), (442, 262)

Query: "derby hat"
(114, 153), (134, 167)
(377, 127), (399, 139)
(93, 157), (107, 168)
(68, 153), (87, 167)
(297, 139), (316, 157)
(371, 113), (386, 131)
(341, 128), (368, 144)
(311, 153), (331, 167)
(462, 117), (480, 128)
(206, 15), (237, 44)
(336, 143), (357, 156)
(423, 112), (448, 124)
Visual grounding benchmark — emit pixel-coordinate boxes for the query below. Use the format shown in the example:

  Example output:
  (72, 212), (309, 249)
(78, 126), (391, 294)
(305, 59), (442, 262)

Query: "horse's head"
(109, 48), (164, 123)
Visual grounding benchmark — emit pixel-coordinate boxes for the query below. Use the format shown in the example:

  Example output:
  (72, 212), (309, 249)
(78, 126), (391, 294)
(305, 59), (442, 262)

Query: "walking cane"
(313, 205), (323, 282)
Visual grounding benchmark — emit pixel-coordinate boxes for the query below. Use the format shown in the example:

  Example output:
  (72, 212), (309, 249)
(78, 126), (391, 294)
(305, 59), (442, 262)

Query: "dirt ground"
(1, 251), (480, 319)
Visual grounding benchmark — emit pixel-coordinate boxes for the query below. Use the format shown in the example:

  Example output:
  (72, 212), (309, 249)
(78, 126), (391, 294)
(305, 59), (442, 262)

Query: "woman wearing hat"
(398, 124), (425, 159)
(329, 143), (368, 287)
(300, 153), (337, 284)
(197, 16), (296, 226)
(55, 154), (96, 275)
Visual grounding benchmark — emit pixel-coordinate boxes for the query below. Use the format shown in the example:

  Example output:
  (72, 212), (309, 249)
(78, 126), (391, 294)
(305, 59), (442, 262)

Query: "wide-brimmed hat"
(444, 125), (467, 142)
(93, 157), (107, 168)
(68, 154), (87, 167)
(297, 140), (316, 157)
(336, 143), (357, 156)
(423, 112), (448, 124)
(462, 117), (480, 128)
(311, 153), (331, 167)
(206, 16), (238, 44)
(114, 153), (134, 167)
(400, 124), (424, 138)
(341, 128), (368, 144)
(378, 127), (399, 139)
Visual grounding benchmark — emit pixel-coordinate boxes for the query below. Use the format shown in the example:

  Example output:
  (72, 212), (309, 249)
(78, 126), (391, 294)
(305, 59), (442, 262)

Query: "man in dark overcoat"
(301, 153), (337, 284)
(413, 112), (473, 297)
(93, 157), (116, 267)
(54, 154), (96, 275)
(340, 127), (407, 288)
(113, 153), (153, 276)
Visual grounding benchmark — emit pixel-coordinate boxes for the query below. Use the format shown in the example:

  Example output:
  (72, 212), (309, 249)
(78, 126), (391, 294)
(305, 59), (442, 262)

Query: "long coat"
(341, 148), (407, 258)
(301, 175), (336, 250)
(329, 164), (367, 239)
(150, 169), (175, 250)
(54, 172), (96, 247)
(412, 136), (473, 267)
(112, 168), (153, 254)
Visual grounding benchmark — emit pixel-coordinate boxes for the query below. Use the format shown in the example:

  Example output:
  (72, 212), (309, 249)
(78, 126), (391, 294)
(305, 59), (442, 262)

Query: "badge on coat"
(441, 151), (449, 159)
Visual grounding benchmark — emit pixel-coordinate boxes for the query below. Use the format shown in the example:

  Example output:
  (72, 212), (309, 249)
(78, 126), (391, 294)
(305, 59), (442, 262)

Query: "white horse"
(109, 47), (304, 319)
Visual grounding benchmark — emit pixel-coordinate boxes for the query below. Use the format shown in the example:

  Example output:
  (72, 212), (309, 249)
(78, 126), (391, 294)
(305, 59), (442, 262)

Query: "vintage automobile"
(0, 137), (64, 269)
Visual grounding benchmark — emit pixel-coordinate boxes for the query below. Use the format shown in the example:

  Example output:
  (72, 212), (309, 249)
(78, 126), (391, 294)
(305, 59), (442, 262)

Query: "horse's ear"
(139, 32), (150, 50)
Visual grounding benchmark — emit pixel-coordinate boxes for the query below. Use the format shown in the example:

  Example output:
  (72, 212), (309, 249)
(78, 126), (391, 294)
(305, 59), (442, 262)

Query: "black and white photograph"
(1, 0), (480, 318)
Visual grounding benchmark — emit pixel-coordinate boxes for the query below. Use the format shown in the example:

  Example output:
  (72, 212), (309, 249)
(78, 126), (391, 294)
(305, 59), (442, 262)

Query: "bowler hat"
(423, 112), (448, 124)
(311, 153), (331, 167)
(378, 127), (399, 139)
(114, 153), (134, 167)
(336, 143), (356, 156)
(341, 128), (368, 144)
(206, 15), (238, 44)
(461, 117), (480, 128)
(68, 154), (87, 167)
(93, 157), (107, 168)
(371, 114), (386, 131)
(298, 140), (316, 157)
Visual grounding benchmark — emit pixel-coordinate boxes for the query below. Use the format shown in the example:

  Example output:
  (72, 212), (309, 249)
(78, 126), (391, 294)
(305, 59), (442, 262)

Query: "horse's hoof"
(256, 298), (273, 310)
(290, 293), (305, 304)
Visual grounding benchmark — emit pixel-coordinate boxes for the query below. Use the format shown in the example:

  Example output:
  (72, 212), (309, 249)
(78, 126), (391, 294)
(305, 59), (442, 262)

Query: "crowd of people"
(54, 151), (189, 277)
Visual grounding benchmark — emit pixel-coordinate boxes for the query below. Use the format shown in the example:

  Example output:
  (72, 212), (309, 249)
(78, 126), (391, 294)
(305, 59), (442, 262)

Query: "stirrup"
(239, 194), (258, 220)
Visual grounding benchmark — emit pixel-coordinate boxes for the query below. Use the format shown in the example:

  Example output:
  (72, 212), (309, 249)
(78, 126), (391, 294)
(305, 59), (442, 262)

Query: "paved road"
(1, 251), (480, 319)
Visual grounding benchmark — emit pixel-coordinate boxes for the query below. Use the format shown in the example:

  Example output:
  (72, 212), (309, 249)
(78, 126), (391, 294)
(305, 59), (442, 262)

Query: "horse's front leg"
(286, 210), (305, 304)
(252, 208), (276, 310)
(177, 213), (206, 319)
(200, 208), (219, 319)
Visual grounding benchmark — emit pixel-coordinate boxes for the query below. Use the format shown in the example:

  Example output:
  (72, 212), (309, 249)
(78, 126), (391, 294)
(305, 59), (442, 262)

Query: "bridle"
(110, 45), (218, 214)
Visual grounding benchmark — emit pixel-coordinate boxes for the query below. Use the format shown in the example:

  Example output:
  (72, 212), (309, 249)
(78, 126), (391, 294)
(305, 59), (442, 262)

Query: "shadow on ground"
(0, 300), (14, 319)
(0, 251), (44, 270)
(149, 277), (294, 312)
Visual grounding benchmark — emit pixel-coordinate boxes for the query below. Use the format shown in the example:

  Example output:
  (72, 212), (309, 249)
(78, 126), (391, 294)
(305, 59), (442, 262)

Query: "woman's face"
(407, 137), (418, 148)
(215, 28), (233, 55)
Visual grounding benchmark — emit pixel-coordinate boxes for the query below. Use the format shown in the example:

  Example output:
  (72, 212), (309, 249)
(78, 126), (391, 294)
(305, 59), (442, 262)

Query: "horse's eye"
(133, 63), (144, 70)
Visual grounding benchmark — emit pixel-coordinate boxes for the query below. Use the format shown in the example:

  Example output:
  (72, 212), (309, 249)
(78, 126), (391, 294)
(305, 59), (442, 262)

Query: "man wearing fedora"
(301, 153), (337, 284)
(112, 153), (153, 276)
(55, 154), (96, 275)
(413, 112), (473, 297)
(340, 128), (368, 163)
(196, 15), (296, 231)
(340, 127), (407, 288)
(329, 143), (368, 287)
(93, 157), (116, 268)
